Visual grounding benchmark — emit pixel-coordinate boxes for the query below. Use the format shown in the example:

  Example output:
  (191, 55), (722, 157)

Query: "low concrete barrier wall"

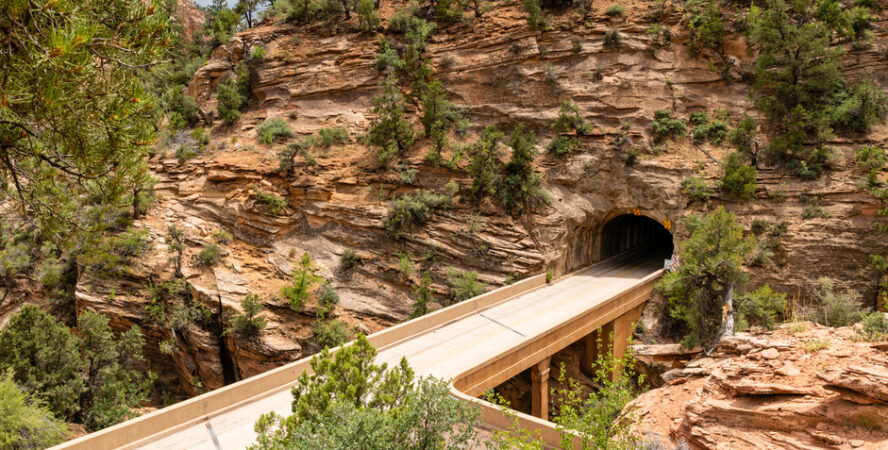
(54, 273), (547, 450)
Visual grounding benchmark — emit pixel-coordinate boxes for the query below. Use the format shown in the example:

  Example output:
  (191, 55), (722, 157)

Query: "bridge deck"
(139, 254), (664, 449)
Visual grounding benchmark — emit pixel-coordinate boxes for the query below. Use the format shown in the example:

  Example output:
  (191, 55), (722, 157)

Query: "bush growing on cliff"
(251, 186), (288, 215)
(728, 115), (757, 155)
(719, 152), (757, 200)
(217, 79), (245, 123)
(312, 319), (349, 349)
(446, 268), (485, 303)
(498, 124), (548, 214)
(369, 79), (415, 164)
(522, 0), (549, 30)
(681, 175), (711, 201)
(685, 0), (723, 52)
(605, 4), (626, 16)
(658, 207), (755, 349)
(250, 334), (478, 449)
(411, 271), (435, 318)
(467, 125), (505, 199)
(228, 294), (267, 338)
(855, 145), (886, 187)
(650, 110), (687, 143)
(281, 252), (324, 310)
(340, 249), (363, 271)
(197, 243), (224, 267)
(257, 118), (294, 145)
(0, 369), (68, 448)
(384, 190), (451, 240)
(420, 79), (465, 162)
(357, 0), (381, 32)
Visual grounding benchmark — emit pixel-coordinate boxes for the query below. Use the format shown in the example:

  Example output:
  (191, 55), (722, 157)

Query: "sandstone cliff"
(631, 322), (888, 449)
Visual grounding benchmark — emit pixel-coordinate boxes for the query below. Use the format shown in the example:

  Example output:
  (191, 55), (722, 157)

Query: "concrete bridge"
(56, 213), (672, 449)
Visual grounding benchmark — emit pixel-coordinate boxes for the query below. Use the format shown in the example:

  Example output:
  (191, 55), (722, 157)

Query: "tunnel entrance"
(600, 214), (673, 260)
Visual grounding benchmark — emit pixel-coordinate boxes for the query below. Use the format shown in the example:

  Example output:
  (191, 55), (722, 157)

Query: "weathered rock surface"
(630, 323), (888, 449)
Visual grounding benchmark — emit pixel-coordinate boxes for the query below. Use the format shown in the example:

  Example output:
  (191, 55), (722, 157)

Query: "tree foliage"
(0, 306), (154, 431)
(251, 334), (478, 449)
(0, 0), (173, 250)
(369, 79), (415, 164)
(0, 369), (68, 449)
(498, 124), (547, 214)
(749, 0), (885, 178)
(658, 207), (755, 348)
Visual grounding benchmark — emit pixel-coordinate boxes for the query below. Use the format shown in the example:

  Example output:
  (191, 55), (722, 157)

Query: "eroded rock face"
(53, 0), (888, 398)
(630, 323), (888, 449)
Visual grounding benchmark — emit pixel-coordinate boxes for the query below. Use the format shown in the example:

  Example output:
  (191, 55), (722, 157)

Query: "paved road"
(143, 253), (664, 449)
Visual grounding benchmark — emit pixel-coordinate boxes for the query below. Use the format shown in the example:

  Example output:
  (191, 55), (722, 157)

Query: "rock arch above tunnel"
(600, 214), (674, 260)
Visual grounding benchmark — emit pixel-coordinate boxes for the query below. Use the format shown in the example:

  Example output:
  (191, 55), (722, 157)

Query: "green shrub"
(804, 277), (869, 327)
(251, 46), (267, 61)
(686, 0), (723, 51)
(832, 81), (887, 133)
(604, 28), (622, 47)
(552, 100), (592, 135)
(280, 252), (323, 311)
(258, 118), (294, 145)
(734, 285), (786, 331)
(357, 0), (381, 32)
(0, 369), (68, 448)
(197, 243), (223, 267)
(216, 78), (245, 123)
(467, 125), (504, 199)
(681, 175), (711, 201)
(340, 249), (363, 271)
(0, 307), (154, 430)
(214, 228), (234, 245)
(317, 283), (339, 316)
(651, 110), (687, 142)
(420, 79), (464, 160)
(522, 0), (548, 30)
(708, 120), (729, 144)
(446, 268), (485, 302)
(161, 87), (200, 129)
(498, 124), (548, 214)
(411, 271), (435, 318)
(397, 253), (415, 277)
(856, 145), (886, 187)
(720, 152), (757, 199)
(547, 135), (581, 156)
(252, 186), (288, 215)
(175, 145), (197, 164)
(605, 4), (625, 16)
(312, 319), (349, 349)
(690, 111), (709, 126)
(316, 126), (349, 147)
(384, 190), (451, 240)
(369, 79), (415, 164)
(728, 116), (757, 154)
(228, 294), (267, 338)
(856, 312), (888, 341)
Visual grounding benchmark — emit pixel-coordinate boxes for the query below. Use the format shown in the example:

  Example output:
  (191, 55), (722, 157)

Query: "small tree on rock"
(658, 207), (755, 349)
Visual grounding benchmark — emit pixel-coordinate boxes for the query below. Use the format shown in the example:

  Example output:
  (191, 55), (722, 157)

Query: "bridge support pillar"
(612, 303), (645, 376)
(531, 357), (550, 421)
(581, 322), (613, 377)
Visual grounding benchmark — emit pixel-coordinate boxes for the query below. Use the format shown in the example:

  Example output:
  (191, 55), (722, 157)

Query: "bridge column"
(581, 322), (613, 378)
(531, 357), (551, 420)
(613, 303), (645, 361)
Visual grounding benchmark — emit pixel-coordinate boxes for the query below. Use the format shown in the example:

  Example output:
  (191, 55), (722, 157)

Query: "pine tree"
(368, 78), (415, 164)
(658, 207), (755, 348)
(0, 0), (173, 251)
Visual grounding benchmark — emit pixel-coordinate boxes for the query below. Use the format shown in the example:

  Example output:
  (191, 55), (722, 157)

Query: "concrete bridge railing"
(55, 273), (548, 450)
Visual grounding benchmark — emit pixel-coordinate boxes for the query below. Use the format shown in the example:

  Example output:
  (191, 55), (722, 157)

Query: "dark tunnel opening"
(600, 214), (674, 260)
